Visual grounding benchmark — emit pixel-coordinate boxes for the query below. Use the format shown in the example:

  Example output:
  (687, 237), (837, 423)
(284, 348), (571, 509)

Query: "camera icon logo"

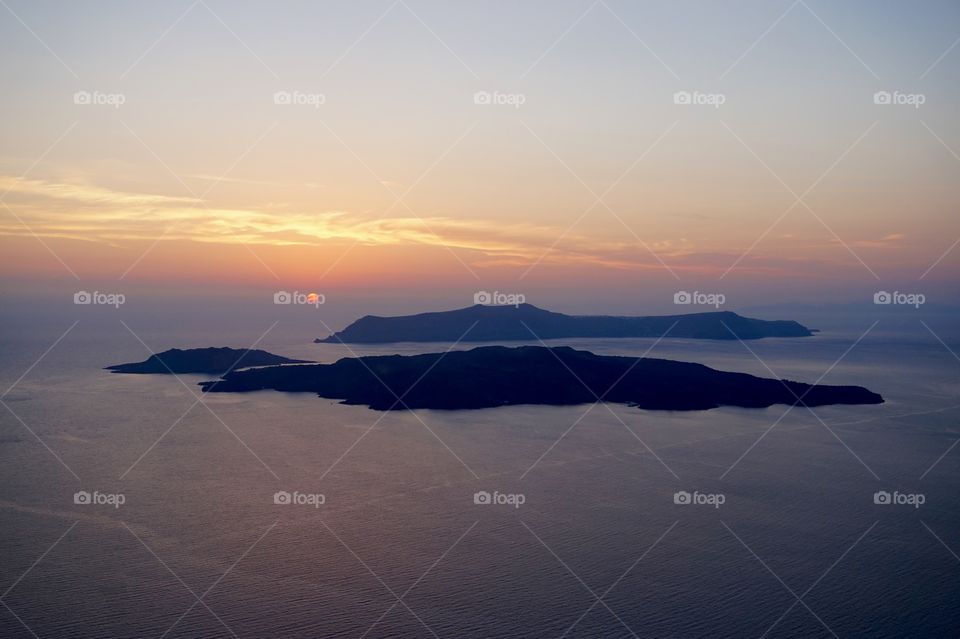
(673, 490), (691, 505)
(274, 90), (292, 105)
(873, 291), (891, 305)
(473, 91), (492, 105)
(473, 490), (492, 505)
(873, 91), (892, 105)
(474, 291), (492, 305)
(873, 490), (891, 505)
(673, 91), (692, 105)
(274, 291), (292, 304)
(273, 490), (292, 505)
(74, 291), (92, 304)
(73, 91), (91, 105)
(74, 490), (92, 504)
(673, 291), (692, 304)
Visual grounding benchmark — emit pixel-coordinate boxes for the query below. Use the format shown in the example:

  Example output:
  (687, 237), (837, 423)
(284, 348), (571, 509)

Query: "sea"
(1, 300), (958, 638)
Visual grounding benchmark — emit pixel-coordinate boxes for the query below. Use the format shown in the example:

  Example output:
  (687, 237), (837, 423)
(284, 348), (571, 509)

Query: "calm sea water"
(1, 305), (959, 638)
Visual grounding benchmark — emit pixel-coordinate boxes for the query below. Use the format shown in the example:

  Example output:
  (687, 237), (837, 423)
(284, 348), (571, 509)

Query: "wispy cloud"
(0, 176), (687, 270)
(0, 176), (199, 207)
(183, 174), (325, 189)
(829, 233), (905, 248)
(0, 176), (884, 276)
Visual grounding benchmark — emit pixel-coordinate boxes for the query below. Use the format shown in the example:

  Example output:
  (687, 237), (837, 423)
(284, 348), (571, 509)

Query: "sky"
(1, 0), (958, 313)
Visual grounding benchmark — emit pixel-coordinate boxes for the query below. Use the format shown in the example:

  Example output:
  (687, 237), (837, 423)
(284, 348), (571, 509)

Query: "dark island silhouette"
(106, 347), (312, 375)
(315, 304), (813, 344)
(199, 345), (881, 411)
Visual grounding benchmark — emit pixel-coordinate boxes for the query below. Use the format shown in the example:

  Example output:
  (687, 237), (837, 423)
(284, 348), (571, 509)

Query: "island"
(315, 304), (814, 344)
(199, 345), (882, 411)
(106, 347), (312, 375)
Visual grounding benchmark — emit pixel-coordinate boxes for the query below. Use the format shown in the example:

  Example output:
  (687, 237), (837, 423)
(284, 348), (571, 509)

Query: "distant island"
(315, 304), (814, 344)
(200, 345), (881, 411)
(106, 347), (312, 375)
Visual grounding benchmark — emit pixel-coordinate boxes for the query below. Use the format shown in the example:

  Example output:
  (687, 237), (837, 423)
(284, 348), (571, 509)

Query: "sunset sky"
(2, 0), (958, 310)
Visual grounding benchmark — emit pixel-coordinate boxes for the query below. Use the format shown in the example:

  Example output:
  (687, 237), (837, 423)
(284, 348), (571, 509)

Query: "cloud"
(828, 233), (905, 248)
(0, 176), (198, 207)
(183, 174), (324, 189)
(0, 175), (871, 277)
(0, 176), (682, 268)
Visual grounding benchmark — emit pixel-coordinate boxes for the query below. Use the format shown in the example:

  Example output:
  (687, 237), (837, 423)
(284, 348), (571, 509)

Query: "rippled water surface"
(1, 311), (959, 638)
